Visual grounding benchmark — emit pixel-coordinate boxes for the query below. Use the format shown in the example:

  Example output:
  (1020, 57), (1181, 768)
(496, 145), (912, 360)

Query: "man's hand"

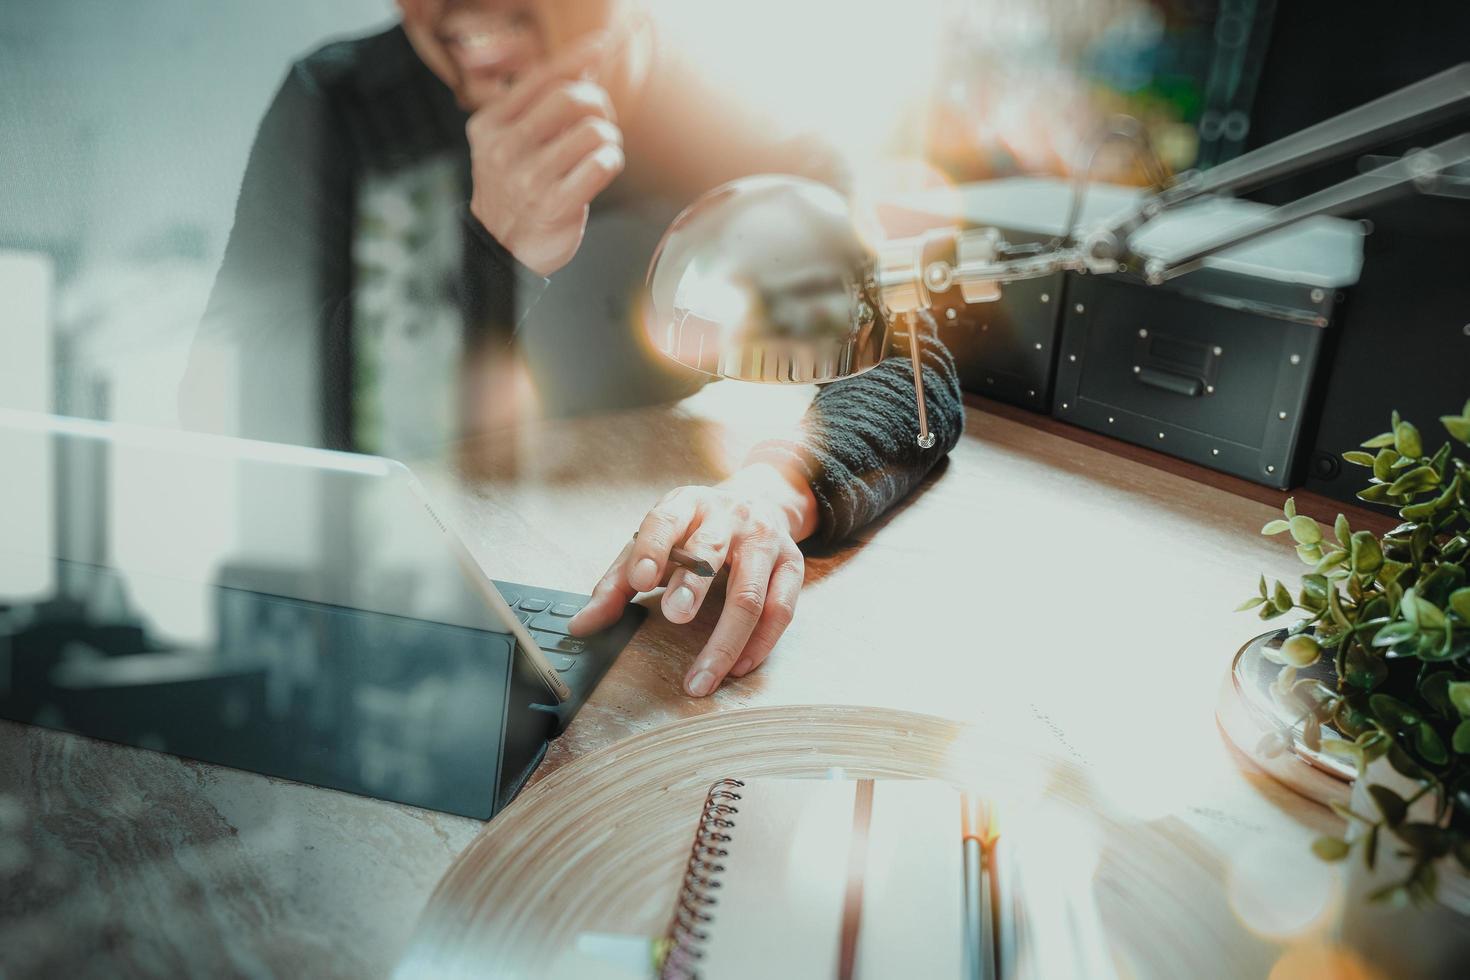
(466, 33), (625, 277)
(569, 464), (819, 697)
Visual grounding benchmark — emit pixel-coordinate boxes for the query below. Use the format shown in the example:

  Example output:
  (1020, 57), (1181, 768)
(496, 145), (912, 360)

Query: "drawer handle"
(1137, 367), (1203, 398)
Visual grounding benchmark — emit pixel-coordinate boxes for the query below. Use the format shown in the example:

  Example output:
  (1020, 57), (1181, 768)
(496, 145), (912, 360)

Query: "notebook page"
(700, 779), (855, 979)
(856, 781), (965, 978)
(696, 779), (965, 979)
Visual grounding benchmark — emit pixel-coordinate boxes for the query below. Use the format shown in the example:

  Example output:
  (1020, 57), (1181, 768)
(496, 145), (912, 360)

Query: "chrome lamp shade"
(643, 176), (892, 385)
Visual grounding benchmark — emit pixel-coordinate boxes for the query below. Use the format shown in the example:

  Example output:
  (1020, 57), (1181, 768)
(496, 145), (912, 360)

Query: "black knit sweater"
(184, 25), (963, 545)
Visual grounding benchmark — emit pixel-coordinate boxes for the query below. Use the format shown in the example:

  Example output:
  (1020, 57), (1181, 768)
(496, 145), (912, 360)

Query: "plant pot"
(1217, 630), (1354, 808)
(1335, 758), (1470, 977)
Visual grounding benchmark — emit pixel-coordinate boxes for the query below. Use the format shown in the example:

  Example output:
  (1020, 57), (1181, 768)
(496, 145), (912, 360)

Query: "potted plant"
(1239, 401), (1470, 971)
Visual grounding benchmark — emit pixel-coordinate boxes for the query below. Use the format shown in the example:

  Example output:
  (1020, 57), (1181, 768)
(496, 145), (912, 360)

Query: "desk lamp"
(643, 64), (1470, 447)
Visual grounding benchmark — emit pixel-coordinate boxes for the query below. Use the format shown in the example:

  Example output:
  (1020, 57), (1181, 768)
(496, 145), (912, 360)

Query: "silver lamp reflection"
(642, 65), (1469, 447)
(643, 175), (941, 448)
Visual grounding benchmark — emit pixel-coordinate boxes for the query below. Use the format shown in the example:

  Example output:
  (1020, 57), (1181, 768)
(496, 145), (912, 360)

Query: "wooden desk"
(1, 384), (1349, 977)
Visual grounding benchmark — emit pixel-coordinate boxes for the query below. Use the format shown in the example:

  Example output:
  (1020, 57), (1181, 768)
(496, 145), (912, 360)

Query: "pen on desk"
(631, 532), (715, 578)
(962, 794), (997, 980)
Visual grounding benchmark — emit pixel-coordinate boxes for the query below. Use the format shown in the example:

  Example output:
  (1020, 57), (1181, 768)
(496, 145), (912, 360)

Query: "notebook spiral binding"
(660, 778), (746, 980)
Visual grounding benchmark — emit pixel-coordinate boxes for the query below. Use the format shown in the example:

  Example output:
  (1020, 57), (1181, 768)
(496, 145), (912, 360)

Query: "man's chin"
(456, 78), (511, 113)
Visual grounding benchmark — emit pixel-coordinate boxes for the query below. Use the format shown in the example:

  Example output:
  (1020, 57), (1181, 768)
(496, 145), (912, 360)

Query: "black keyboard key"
(532, 632), (586, 655)
(550, 603), (581, 618)
(517, 598), (550, 613)
(529, 612), (579, 636)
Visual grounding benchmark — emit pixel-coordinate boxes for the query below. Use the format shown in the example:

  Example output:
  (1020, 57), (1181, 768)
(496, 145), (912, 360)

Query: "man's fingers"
(534, 116), (622, 186)
(683, 547), (777, 697)
(507, 79), (616, 158)
(568, 541), (635, 637)
(660, 512), (736, 625)
(627, 490), (701, 593)
(729, 552), (803, 678)
(490, 31), (608, 124)
(548, 143), (624, 219)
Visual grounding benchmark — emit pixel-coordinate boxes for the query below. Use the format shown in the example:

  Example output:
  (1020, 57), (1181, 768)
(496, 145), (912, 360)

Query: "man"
(183, 0), (963, 697)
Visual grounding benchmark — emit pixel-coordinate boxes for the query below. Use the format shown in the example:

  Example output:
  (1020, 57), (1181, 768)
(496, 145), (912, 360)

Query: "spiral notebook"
(660, 778), (970, 979)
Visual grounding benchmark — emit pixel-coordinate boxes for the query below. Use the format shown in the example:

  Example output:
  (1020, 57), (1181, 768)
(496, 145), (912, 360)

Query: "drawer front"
(1053, 276), (1328, 488)
(937, 272), (1064, 413)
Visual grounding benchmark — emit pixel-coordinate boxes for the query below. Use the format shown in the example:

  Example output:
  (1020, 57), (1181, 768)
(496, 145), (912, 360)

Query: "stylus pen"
(962, 795), (997, 980)
(630, 532), (715, 578)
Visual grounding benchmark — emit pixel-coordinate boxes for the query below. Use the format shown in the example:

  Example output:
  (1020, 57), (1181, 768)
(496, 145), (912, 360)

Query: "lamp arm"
(1139, 133), (1470, 282)
(1156, 63), (1470, 212)
(1085, 62), (1470, 261)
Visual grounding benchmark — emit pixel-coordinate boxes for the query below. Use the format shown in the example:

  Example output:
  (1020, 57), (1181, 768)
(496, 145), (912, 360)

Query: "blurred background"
(0, 0), (1248, 437)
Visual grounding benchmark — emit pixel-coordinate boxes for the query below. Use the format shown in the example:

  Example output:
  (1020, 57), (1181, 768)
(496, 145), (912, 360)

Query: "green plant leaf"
(1344, 643), (1388, 689)
(1236, 596), (1266, 612)
(1391, 823), (1449, 860)
(1395, 420), (1423, 459)
(1313, 549), (1348, 574)
(1413, 723), (1448, 766)
(1378, 560), (1409, 587)
(1367, 882), (1406, 905)
(1289, 515), (1322, 545)
(1421, 672), (1455, 717)
(1334, 513), (1352, 547)
(1402, 587), (1421, 627)
(1350, 531), (1384, 574)
(1342, 450), (1376, 467)
(1373, 447), (1399, 482)
(1442, 413), (1470, 444)
(1358, 731), (1391, 763)
(1312, 836), (1350, 861)
(1258, 574), (1268, 599)
(1387, 465), (1440, 496)
(1327, 586), (1352, 630)
(1368, 783), (1409, 825)
(1295, 544), (1322, 565)
(1261, 519), (1290, 535)
(1357, 483), (1393, 503)
(1302, 719), (1323, 752)
(1370, 693), (1420, 728)
(1400, 498), (1442, 522)
(1283, 497), (1297, 519)
(1450, 588), (1470, 623)
(1361, 432), (1396, 449)
(1449, 681), (1470, 718)
(1280, 634), (1322, 668)
(1323, 739), (1365, 774)
(1413, 594), (1447, 631)
(1371, 620), (1417, 648)
(1454, 720), (1470, 754)
(1273, 580), (1294, 613)
(1387, 744), (1426, 780)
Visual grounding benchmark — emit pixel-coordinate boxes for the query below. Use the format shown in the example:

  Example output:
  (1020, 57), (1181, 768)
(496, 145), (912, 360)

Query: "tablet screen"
(0, 410), (527, 817)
